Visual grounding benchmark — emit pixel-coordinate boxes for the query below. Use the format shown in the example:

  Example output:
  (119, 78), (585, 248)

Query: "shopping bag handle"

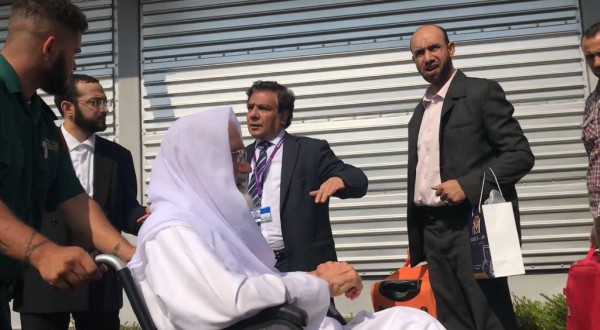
(477, 167), (503, 212)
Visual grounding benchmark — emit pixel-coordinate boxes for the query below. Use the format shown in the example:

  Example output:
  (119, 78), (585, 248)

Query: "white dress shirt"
(61, 125), (95, 197)
(250, 130), (285, 250)
(414, 70), (457, 206)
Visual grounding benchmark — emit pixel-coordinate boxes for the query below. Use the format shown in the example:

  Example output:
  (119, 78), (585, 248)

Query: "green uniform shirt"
(0, 54), (84, 280)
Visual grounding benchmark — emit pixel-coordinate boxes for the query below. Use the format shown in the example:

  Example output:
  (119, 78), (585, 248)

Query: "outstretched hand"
(309, 177), (345, 203)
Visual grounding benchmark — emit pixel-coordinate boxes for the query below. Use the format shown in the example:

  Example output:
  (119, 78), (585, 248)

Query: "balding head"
(410, 24), (455, 92)
(410, 25), (450, 52)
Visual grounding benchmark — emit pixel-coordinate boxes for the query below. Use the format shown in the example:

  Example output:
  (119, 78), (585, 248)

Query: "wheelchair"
(95, 254), (308, 330)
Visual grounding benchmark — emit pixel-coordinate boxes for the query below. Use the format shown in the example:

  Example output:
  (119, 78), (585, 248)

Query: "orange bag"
(371, 260), (437, 318)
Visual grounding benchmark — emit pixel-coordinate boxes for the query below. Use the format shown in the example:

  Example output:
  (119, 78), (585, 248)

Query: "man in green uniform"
(0, 1), (135, 329)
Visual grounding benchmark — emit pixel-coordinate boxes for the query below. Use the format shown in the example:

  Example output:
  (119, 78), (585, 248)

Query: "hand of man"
(309, 261), (363, 299)
(30, 243), (102, 291)
(309, 177), (345, 203)
(137, 206), (151, 223)
(432, 179), (466, 205)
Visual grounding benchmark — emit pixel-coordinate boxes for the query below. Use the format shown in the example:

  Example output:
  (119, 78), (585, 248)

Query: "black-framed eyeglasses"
(231, 149), (248, 165)
(77, 98), (113, 109)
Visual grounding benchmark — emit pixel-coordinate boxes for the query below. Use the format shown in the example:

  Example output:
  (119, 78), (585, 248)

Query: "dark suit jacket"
(14, 135), (146, 313)
(246, 133), (368, 271)
(407, 70), (534, 266)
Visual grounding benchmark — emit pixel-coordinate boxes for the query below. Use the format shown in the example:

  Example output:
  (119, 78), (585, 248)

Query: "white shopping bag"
(470, 168), (525, 278)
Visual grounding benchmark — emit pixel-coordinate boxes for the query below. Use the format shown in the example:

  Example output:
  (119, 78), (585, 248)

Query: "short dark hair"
(583, 22), (600, 40)
(246, 81), (295, 128)
(10, 0), (88, 34)
(54, 74), (99, 115)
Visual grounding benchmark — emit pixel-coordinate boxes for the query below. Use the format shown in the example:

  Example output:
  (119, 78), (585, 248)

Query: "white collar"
(256, 129), (286, 147)
(61, 125), (96, 152)
(422, 69), (458, 105)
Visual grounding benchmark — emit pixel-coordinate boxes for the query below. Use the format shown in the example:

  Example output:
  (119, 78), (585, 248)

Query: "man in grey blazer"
(244, 81), (368, 273)
(406, 25), (534, 329)
(13, 74), (147, 330)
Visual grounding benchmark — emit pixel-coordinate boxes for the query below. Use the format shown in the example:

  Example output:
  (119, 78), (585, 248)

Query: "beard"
(235, 173), (253, 209)
(40, 51), (69, 95)
(73, 104), (107, 134)
(421, 59), (453, 88)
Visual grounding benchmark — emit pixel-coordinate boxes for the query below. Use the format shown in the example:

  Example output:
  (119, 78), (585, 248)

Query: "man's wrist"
(26, 235), (57, 268)
(115, 242), (135, 262)
(331, 176), (344, 187)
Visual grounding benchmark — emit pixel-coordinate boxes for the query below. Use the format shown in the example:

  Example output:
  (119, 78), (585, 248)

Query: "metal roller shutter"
(136, 0), (589, 276)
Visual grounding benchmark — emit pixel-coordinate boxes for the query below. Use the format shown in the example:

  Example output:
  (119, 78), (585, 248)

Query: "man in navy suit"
(244, 81), (368, 273)
(406, 25), (534, 329)
(14, 74), (148, 330)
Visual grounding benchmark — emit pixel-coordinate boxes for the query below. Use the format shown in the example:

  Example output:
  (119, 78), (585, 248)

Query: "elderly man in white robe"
(128, 107), (445, 330)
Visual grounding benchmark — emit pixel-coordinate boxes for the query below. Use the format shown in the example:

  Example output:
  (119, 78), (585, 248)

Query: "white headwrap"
(129, 107), (276, 276)
(127, 107), (446, 330)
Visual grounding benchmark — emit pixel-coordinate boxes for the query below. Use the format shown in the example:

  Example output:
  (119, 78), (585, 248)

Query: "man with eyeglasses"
(13, 74), (148, 330)
(231, 148), (256, 208)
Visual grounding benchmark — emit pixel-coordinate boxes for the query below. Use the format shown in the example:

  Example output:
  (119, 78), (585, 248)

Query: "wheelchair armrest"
(224, 304), (308, 330)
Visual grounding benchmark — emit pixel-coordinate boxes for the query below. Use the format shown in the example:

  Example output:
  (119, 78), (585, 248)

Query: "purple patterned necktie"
(248, 141), (270, 207)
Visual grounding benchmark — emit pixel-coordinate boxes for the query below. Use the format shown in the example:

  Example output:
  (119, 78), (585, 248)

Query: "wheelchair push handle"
(94, 254), (157, 330)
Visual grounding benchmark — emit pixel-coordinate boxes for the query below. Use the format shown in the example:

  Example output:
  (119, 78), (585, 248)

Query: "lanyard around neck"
(252, 138), (284, 196)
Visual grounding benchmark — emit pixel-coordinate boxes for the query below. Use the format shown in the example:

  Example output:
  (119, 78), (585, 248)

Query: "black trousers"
(420, 206), (517, 330)
(274, 250), (289, 272)
(20, 310), (120, 330)
(0, 283), (11, 330)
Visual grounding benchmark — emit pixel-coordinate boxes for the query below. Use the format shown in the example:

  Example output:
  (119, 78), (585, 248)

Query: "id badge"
(251, 206), (272, 223)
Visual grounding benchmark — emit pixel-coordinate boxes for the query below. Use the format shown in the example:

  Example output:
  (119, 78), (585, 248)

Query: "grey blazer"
(406, 70), (534, 266)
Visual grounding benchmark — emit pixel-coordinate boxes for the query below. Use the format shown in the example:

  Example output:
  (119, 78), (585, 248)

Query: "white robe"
(128, 107), (445, 330)
(135, 224), (445, 330)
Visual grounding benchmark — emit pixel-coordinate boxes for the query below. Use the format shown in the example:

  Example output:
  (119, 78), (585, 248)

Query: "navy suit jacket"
(246, 133), (368, 271)
(14, 135), (145, 313)
(406, 70), (534, 266)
